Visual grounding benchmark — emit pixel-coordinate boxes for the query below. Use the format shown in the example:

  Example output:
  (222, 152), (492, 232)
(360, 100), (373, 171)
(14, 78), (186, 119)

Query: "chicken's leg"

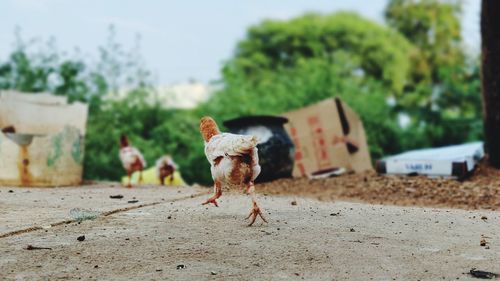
(126, 171), (132, 188)
(202, 181), (222, 207)
(138, 170), (143, 184)
(245, 182), (267, 226)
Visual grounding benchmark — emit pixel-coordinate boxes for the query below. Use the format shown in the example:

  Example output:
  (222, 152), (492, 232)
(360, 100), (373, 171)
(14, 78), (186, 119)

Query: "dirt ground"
(1, 182), (499, 280)
(258, 161), (500, 211)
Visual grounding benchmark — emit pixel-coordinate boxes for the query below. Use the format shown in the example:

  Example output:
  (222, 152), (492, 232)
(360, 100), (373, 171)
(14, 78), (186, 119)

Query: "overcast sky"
(0, 0), (481, 85)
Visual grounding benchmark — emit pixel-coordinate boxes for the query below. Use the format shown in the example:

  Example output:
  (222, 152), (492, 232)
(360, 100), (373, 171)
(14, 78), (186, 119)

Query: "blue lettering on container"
(405, 163), (433, 171)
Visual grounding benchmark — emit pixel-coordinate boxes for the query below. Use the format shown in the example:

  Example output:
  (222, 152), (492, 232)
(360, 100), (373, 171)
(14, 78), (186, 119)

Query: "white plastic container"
(376, 142), (484, 179)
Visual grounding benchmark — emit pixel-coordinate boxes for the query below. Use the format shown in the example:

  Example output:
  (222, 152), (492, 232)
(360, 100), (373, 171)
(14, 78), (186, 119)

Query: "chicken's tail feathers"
(241, 134), (259, 146)
(231, 135), (259, 155)
(200, 116), (221, 142)
(250, 135), (258, 146)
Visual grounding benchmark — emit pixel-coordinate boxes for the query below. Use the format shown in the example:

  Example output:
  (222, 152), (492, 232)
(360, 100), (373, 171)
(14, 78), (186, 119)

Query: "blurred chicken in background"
(156, 155), (177, 185)
(119, 135), (146, 188)
(120, 166), (186, 186)
(200, 116), (267, 226)
(120, 154), (185, 186)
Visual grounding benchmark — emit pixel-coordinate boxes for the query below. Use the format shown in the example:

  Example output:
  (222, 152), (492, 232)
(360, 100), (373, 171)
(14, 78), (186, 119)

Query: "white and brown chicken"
(200, 116), (267, 226)
(155, 155), (177, 185)
(119, 135), (146, 188)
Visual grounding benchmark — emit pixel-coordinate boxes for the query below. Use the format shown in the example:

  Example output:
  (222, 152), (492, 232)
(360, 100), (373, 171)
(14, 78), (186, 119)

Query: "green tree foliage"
(396, 61), (482, 149)
(384, 0), (482, 149)
(0, 31), (113, 111)
(385, 0), (464, 85)
(228, 12), (413, 94)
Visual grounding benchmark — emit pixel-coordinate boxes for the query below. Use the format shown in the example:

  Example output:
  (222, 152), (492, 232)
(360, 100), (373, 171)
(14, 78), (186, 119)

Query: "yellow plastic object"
(121, 166), (186, 186)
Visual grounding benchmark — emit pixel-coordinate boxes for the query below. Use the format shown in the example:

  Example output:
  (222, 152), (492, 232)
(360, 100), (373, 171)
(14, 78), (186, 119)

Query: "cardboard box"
(0, 91), (88, 187)
(282, 97), (372, 178)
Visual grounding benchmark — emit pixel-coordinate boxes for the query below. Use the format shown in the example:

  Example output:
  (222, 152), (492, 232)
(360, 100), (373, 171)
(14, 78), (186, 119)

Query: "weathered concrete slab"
(0, 188), (498, 280)
(0, 185), (206, 235)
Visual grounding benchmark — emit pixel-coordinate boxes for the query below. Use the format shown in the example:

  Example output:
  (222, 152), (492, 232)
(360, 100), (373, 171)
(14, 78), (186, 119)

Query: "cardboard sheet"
(282, 98), (372, 178)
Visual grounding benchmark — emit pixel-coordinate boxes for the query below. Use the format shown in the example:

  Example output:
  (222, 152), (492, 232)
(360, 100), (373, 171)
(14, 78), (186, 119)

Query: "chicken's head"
(200, 116), (220, 142)
(120, 134), (129, 148)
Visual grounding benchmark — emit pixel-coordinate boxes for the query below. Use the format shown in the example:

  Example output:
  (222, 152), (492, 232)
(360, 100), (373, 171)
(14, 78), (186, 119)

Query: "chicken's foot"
(246, 182), (267, 226)
(202, 181), (222, 207)
(246, 201), (267, 226)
